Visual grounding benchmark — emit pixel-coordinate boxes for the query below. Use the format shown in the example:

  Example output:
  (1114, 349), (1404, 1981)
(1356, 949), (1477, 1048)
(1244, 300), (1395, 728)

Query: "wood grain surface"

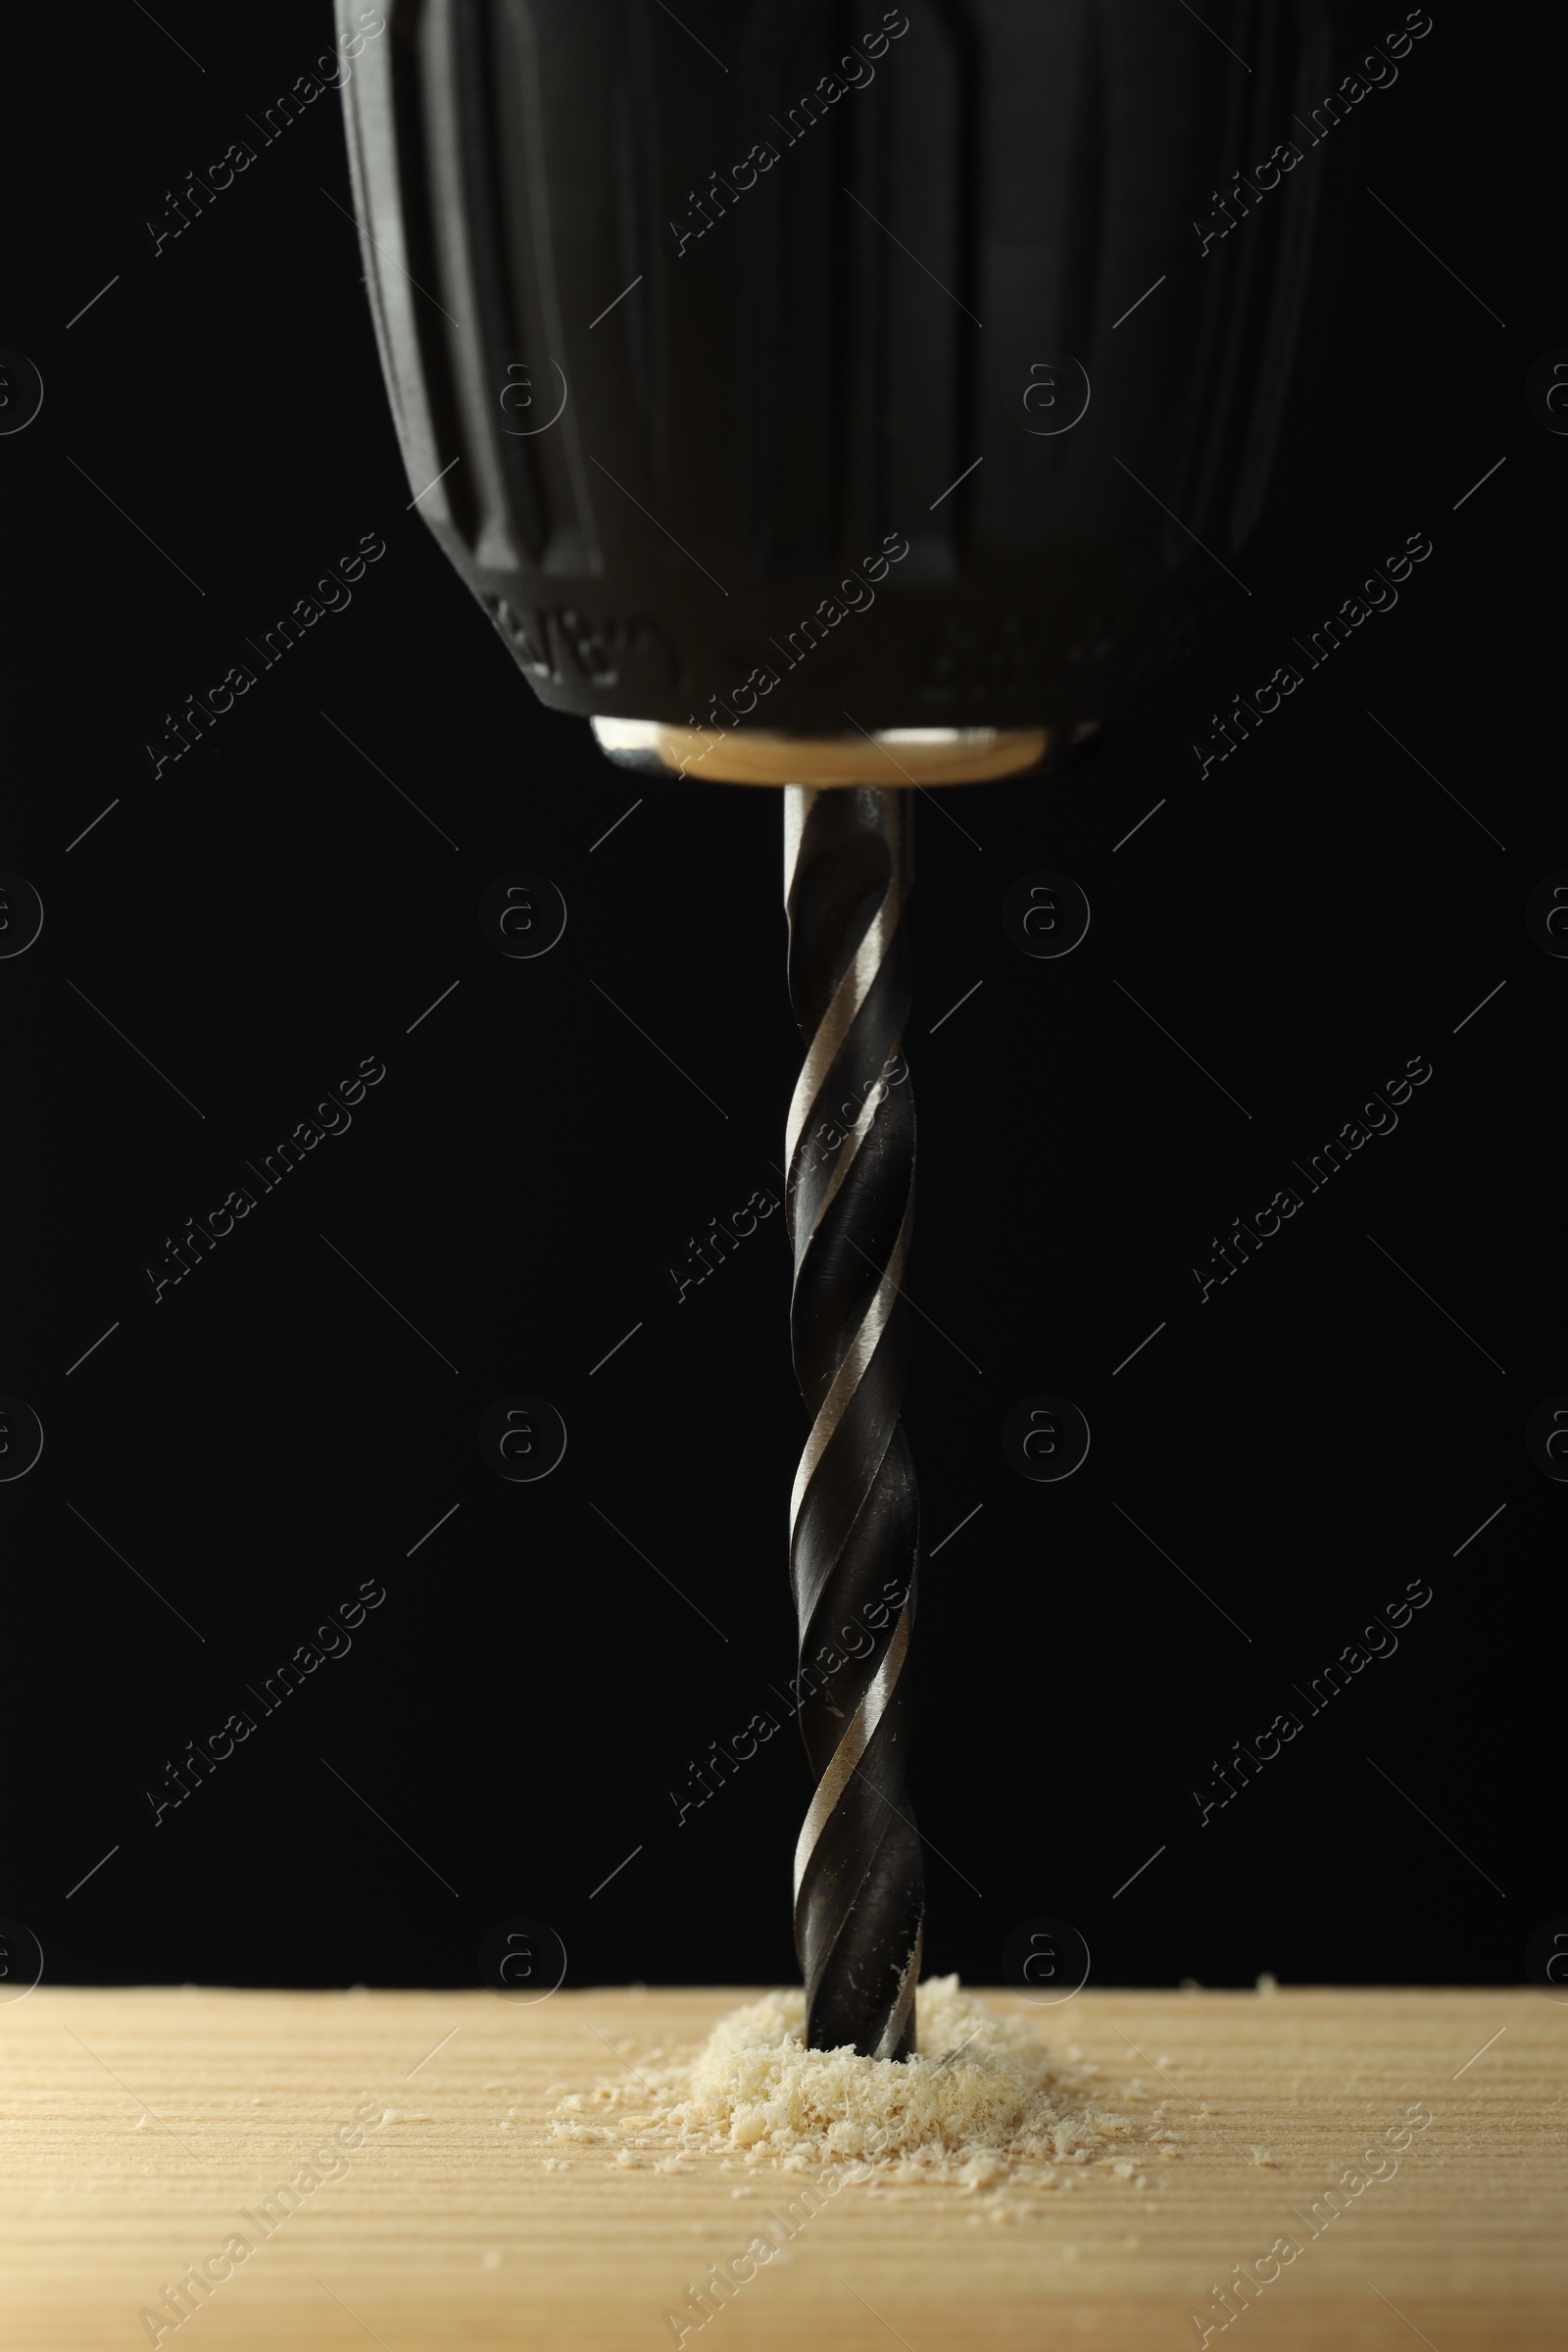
(2, 1984), (1563, 2349)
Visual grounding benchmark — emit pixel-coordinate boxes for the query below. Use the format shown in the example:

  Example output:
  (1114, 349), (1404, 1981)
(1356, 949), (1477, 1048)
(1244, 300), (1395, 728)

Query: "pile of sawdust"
(552, 1977), (1157, 2203)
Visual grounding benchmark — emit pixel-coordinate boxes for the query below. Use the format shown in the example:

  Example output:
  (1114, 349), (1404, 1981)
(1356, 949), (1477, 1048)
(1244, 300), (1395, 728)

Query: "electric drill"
(337, 0), (1364, 2057)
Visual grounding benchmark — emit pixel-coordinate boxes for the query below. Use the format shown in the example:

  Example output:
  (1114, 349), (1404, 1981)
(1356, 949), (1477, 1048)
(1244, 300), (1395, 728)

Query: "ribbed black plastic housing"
(338, 0), (1366, 738)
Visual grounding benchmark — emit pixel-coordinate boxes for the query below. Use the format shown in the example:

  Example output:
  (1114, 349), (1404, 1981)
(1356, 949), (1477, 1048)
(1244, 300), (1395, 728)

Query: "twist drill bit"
(784, 784), (923, 2059)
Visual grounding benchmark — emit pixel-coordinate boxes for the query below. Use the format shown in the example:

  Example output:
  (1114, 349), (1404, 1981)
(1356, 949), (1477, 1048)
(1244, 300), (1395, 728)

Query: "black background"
(4, 1), (1555, 1997)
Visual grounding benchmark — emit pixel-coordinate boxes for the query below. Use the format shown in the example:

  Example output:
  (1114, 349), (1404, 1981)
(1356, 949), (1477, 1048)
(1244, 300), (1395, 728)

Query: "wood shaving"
(553, 1978), (1154, 2208)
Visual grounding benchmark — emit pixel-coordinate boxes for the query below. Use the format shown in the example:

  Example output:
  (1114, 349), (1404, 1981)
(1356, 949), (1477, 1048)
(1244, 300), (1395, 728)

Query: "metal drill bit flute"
(784, 786), (921, 2059)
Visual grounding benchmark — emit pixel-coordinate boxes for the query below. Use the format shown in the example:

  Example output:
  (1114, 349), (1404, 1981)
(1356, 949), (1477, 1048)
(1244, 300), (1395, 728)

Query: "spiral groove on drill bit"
(784, 785), (924, 2061)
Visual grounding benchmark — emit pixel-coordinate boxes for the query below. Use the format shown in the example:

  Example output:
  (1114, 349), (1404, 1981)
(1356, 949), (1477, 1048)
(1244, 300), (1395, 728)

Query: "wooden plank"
(2, 1985), (1563, 2348)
